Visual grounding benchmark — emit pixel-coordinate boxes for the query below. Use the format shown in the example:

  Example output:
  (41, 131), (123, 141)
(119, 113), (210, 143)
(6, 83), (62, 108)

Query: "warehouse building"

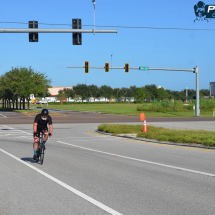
(48, 86), (73, 97)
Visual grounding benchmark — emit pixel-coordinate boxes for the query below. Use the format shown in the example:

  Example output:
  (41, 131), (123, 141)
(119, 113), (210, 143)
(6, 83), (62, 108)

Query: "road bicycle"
(36, 130), (45, 165)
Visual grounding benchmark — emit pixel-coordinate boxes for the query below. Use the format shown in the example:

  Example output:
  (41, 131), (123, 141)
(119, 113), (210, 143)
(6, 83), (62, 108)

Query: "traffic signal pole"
(67, 65), (200, 116)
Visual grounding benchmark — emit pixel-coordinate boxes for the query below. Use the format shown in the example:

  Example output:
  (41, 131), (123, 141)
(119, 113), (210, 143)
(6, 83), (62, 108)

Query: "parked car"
(41, 100), (48, 104)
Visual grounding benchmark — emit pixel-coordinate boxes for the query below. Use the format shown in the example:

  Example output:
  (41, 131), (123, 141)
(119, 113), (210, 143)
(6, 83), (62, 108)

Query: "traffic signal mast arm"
(0, 28), (118, 33)
(67, 66), (195, 72)
(67, 66), (139, 69)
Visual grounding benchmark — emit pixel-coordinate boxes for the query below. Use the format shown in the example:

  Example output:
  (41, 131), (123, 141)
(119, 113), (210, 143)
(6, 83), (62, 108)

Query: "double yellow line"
(87, 130), (106, 137)
(87, 130), (215, 153)
(22, 112), (68, 117)
(120, 139), (215, 153)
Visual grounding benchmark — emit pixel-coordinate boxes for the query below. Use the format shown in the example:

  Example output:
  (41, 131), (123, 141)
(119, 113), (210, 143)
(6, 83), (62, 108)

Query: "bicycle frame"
(37, 130), (45, 165)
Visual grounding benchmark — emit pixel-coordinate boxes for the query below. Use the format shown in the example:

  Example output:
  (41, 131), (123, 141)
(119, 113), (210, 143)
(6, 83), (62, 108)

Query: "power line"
(0, 21), (215, 31)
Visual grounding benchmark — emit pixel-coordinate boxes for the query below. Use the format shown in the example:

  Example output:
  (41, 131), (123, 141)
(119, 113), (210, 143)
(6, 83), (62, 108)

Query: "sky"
(0, 0), (214, 91)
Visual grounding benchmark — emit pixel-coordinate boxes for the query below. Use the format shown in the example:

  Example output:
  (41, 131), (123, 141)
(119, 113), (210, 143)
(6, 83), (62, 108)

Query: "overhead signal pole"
(0, 25), (117, 45)
(67, 64), (200, 116)
(0, 28), (117, 33)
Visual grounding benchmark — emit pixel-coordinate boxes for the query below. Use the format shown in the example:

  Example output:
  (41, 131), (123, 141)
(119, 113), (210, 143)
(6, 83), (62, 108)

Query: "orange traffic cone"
(143, 120), (147, 132)
(140, 112), (147, 133)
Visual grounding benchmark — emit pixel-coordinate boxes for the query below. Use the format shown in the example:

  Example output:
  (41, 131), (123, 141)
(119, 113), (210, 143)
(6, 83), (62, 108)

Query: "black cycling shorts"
(35, 128), (48, 137)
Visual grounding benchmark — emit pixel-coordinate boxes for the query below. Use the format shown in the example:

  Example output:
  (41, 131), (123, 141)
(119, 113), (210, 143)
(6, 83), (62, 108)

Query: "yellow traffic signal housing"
(85, 61), (89, 73)
(105, 62), (109, 72)
(125, 63), (129, 73)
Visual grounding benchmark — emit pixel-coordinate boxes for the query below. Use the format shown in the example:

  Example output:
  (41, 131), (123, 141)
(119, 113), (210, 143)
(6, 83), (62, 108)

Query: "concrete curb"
(94, 129), (215, 150)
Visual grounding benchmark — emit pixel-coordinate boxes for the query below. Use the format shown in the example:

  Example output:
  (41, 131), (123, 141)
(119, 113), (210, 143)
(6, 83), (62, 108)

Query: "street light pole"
(92, 0), (96, 35)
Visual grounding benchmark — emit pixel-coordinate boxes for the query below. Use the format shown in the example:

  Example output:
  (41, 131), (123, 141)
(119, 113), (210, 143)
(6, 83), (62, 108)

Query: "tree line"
(56, 84), (210, 103)
(0, 67), (51, 109)
(0, 66), (210, 109)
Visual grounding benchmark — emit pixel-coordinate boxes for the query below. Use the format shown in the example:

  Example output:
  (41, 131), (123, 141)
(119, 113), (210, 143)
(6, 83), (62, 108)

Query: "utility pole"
(186, 87), (188, 103)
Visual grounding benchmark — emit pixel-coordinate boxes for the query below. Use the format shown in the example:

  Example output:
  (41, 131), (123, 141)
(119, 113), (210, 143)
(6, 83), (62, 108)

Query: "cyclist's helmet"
(41, 109), (49, 116)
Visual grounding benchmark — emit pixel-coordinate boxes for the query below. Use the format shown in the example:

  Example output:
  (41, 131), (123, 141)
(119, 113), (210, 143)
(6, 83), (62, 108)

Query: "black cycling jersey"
(34, 114), (52, 131)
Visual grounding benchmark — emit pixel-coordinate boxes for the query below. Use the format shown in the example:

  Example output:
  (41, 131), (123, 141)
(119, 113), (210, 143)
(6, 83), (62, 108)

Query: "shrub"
(136, 99), (215, 112)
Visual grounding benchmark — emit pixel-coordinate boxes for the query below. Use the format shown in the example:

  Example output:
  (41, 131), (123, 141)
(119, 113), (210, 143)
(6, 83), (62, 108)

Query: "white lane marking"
(2, 125), (32, 135)
(0, 114), (7, 118)
(57, 141), (215, 178)
(0, 148), (123, 215)
(0, 131), (28, 133)
(0, 132), (31, 135)
(15, 136), (32, 139)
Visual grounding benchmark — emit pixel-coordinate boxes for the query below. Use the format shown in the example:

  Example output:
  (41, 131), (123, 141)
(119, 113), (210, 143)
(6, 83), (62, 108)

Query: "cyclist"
(33, 108), (53, 160)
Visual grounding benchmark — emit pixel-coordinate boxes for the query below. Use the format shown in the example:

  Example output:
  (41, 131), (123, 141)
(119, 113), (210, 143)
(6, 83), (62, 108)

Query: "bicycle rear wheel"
(37, 136), (42, 163)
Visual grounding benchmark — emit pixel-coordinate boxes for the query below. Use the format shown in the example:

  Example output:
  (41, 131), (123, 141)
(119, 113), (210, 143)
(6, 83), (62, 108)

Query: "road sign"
(139, 67), (148, 70)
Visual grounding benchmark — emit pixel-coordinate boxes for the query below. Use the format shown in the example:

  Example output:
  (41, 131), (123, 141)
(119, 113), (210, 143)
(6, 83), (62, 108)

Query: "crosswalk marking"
(0, 125), (32, 139)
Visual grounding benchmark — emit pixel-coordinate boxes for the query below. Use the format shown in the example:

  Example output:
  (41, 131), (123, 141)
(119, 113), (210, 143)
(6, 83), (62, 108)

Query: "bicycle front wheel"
(40, 145), (44, 165)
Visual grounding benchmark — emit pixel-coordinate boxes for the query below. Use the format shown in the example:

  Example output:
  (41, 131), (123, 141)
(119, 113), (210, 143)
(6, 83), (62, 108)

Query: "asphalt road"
(0, 121), (215, 215)
(0, 109), (215, 124)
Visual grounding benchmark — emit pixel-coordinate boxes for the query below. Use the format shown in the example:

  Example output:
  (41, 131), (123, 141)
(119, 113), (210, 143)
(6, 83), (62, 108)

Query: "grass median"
(98, 124), (215, 147)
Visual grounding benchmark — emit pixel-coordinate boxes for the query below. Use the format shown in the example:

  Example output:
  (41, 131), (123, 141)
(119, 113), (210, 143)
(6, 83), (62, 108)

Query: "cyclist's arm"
(33, 123), (37, 133)
(49, 124), (53, 134)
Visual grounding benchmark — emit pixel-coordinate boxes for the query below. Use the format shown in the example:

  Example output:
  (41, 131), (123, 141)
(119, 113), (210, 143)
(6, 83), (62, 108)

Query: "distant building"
(210, 82), (215, 96)
(48, 86), (73, 97)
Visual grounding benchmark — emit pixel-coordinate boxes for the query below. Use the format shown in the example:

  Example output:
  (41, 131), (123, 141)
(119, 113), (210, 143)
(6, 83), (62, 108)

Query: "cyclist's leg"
(42, 128), (48, 150)
(43, 128), (48, 142)
(33, 132), (39, 160)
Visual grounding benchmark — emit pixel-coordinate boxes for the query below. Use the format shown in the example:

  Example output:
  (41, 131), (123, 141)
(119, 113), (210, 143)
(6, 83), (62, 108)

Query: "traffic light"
(72, 19), (82, 45)
(125, 63), (129, 73)
(193, 67), (196, 73)
(29, 21), (38, 42)
(85, 61), (89, 73)
(105, 63), (109, 72)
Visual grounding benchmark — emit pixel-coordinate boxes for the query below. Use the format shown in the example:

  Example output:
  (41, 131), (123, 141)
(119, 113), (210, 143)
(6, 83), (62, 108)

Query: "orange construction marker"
(140, 112), (146, 121)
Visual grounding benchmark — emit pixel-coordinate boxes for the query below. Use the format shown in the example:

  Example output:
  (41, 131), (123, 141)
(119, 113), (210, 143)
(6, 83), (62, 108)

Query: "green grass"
(98, 124), (215, 147)
(42, 103), (214, 117)
(1, 103), (215, 117)
(44, 103), (140, 116)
